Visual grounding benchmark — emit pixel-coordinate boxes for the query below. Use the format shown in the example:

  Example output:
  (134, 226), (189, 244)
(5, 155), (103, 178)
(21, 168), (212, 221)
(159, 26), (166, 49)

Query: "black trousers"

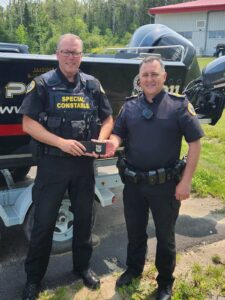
(25, 155), (95, 284)
(123, 179), (180, 286)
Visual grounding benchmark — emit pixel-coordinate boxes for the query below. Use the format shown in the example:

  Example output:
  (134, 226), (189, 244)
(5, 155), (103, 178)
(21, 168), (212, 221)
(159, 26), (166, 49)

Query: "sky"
(0, 0), (9, 8)
(0, 0), (41, 8)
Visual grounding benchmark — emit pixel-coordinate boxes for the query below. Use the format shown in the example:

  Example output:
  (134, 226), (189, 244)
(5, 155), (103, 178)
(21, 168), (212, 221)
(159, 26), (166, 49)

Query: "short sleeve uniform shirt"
(113, 90), (204, 171)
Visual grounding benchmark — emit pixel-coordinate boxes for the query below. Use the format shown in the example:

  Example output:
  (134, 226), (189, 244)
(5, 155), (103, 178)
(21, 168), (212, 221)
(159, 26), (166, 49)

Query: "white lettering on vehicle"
(0, 106), (20, 114)
(5, 82), (26, 98)
(164, 85), (180, 94)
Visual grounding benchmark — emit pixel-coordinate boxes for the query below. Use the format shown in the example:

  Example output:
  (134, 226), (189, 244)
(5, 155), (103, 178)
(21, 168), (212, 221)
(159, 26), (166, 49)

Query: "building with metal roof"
(148, 0), (225, 56)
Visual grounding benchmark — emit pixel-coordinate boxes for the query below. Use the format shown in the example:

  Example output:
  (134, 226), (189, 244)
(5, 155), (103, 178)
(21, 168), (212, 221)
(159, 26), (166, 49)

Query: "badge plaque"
(81, 141), (106, 155)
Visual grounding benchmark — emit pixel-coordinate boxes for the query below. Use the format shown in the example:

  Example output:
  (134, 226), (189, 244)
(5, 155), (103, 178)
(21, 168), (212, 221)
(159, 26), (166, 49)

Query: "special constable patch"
(188, 102), (196, 116)
(26, 80), (36, 94)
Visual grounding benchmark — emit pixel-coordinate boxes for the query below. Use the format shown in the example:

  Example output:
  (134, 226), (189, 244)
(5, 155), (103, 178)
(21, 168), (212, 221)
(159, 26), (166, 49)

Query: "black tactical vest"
(41, 70), (101, 141)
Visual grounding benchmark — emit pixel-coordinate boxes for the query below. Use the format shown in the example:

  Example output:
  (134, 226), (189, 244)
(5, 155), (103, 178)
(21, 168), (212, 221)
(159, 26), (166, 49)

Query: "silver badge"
(95, 144), (102, 153)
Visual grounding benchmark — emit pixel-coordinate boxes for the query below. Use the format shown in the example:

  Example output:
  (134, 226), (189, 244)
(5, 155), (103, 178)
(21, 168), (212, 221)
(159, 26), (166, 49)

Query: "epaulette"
(79, 71), (95, 85)
(125, 94), (138, 101)
(80, 72), (106, 94)
(168, 93), (185, 99)
(42, 70), (60, 87)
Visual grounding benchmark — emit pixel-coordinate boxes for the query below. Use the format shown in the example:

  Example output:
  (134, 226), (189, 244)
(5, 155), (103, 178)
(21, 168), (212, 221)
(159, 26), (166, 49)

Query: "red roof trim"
(0, 124), (26, 136)
(149, 2), (225, 14)
(149, 5), (225, 14)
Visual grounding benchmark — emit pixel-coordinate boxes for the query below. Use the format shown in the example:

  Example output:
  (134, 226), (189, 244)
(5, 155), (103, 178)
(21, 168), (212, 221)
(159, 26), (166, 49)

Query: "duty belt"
(124, 167), (176, 185)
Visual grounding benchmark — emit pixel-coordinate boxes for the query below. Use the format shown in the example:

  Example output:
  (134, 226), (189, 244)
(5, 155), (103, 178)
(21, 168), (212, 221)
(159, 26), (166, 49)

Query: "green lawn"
(192, 112), (225, 200)
(197, 56), (215, 70)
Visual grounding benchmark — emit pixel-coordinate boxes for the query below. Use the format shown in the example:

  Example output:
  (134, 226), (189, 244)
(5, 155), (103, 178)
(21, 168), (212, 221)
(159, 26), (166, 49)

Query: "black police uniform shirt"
(19, 68), (112, 168)
(113, 90), (204, 171)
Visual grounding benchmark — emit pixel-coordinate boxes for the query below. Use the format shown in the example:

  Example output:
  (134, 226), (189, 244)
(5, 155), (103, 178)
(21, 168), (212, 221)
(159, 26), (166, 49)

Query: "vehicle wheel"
(23, 196), (96, 254)
(10, 166), (31, 181)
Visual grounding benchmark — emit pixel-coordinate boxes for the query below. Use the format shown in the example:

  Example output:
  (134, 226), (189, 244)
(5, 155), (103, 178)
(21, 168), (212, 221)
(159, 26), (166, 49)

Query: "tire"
(10, 166), (31, 181)
(23, 196), (96, 254)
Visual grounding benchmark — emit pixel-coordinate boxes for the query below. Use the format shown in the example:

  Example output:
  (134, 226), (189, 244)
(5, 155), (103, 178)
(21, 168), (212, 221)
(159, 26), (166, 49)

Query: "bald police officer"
(104, 56), (204, 300)
(20, 34), (113, 300)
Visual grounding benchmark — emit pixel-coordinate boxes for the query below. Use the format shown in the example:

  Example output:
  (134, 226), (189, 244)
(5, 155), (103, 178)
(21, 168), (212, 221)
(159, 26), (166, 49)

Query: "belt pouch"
(71, 120), (86, 139)
(148, 170), (157, 185)
(124, 168), (138, 184)
(157, 168), (166, 184)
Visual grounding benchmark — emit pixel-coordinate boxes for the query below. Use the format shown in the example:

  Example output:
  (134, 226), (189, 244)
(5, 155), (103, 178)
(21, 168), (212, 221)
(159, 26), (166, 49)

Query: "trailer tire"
(23, 196), (96, 254)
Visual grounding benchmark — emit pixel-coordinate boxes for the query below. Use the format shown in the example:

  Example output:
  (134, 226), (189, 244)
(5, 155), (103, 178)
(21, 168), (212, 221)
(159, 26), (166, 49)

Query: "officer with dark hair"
(19, 33), (113, 300)
(103, 56), (204, 300)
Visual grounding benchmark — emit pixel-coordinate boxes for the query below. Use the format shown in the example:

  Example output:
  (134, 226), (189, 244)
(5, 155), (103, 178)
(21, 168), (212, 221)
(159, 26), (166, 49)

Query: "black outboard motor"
(214, 43), (225, 58)
(184, 56), (225, 125)
(124, 24), (200, 87)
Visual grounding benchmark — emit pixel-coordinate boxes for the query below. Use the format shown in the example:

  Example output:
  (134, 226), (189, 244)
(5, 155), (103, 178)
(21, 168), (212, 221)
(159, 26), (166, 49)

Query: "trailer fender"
(14, 183), (33, 224)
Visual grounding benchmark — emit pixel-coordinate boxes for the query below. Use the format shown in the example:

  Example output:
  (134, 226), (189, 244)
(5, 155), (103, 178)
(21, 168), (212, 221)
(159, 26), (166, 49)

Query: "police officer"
(19, 34), (113, 300)
(104, 56), (204, 300)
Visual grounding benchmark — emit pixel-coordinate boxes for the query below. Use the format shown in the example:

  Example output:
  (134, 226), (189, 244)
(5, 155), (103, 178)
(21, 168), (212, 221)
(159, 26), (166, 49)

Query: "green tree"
(0, 7), (9, 41)
(23, 2), (32, 31)
(0, 0), (189, 52)
(16, 23), (28, 44)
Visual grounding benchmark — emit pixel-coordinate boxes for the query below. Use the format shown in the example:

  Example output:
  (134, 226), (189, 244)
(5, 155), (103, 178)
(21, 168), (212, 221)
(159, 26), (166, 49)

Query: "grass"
(197, 56), (214, 70)
(116, 266), (157, 300)
(181, 110), (225, 200)
(37, 257), (225, 300)
(38, 282), (83, 300)
(117, 258), (225, 300)
(173, 259), (225, 299)
(180, 55), (225, 201)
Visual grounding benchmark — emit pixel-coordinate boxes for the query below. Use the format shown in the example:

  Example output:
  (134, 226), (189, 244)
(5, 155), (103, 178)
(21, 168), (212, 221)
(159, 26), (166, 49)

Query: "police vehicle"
(0, 24), (224, 253)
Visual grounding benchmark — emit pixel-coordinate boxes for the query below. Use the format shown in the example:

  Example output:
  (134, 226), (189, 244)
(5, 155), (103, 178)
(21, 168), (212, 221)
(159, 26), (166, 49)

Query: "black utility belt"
(124, 167), (176, 185)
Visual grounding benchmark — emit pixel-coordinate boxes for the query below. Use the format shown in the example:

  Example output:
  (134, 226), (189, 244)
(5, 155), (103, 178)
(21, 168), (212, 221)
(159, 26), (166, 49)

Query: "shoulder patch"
(187, 102), (196, 116)
(26, 80), (36, 94)
(125, 95), (138, 101)
(100, 83), (105, 94)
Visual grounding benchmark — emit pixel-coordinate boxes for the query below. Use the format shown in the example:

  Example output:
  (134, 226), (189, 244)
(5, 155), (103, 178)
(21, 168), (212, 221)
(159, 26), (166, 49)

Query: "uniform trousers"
(25, 155), (95, 284)
(123, 179), (180, 286)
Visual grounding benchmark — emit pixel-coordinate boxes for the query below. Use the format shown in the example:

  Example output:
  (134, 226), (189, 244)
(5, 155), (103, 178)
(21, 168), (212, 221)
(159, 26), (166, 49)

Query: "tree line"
(0, 0), (186, 54)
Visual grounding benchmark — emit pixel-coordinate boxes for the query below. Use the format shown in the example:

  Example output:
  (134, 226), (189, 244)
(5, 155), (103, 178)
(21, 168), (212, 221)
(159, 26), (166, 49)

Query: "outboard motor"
(184, 56), (225, 125)
(123, 24), (201, 87)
